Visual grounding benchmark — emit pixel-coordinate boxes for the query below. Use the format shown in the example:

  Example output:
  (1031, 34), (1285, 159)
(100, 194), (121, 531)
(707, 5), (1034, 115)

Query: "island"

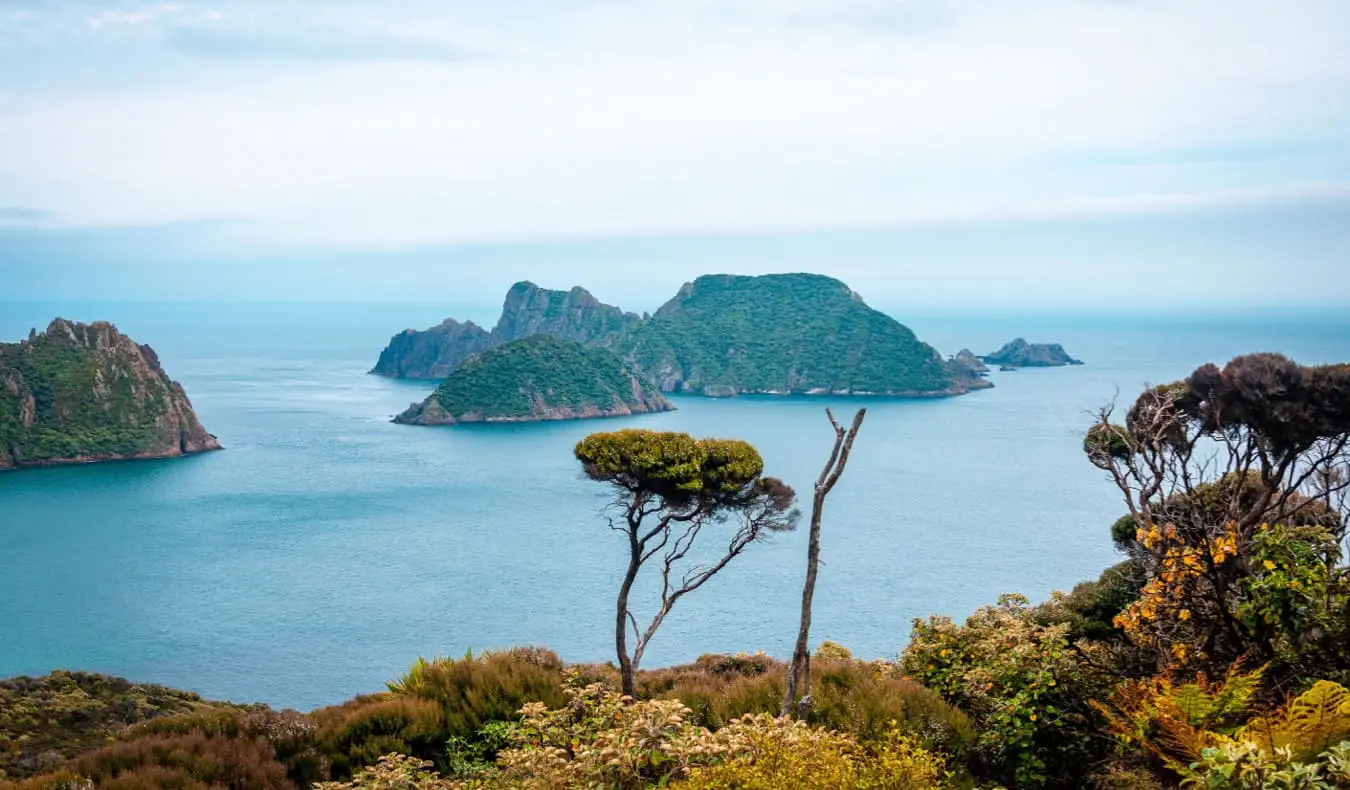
(393, 334), (674, 426)
(949, 348), (990, 378)
(373, 273), (992, 398)
(1, 319), (221, 470)
(981, 338), (1083, 368)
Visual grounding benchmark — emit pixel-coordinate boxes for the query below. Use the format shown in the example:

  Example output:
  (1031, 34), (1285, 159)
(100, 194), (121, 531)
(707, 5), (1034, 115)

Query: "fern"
(1240, 681), (1350, 761)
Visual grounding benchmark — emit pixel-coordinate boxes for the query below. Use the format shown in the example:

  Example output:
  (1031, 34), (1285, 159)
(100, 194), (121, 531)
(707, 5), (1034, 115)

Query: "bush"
(386, 649), (566, 741)
(903, 594), (1114, 788)
(0, 672), (225, 780)
(681, 719), (949, 790)
(65, 732), (292, 790)
(636, 654), (974, 765)
(313, 697), (445, 779)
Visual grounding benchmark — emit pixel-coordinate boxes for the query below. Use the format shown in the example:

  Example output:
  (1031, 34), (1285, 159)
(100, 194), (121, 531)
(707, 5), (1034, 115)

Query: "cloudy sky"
(1, 0), (1348, 306)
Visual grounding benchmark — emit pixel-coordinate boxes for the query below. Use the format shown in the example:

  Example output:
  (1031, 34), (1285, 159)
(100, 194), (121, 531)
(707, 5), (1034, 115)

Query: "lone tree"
(782, 408), (866, 718)
(575, 429), (800, 698)
(1085, 353), (1350, 677)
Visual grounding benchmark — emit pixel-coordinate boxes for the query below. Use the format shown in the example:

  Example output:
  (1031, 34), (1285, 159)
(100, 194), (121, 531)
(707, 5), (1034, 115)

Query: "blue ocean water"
(1, 302), (1347, 711)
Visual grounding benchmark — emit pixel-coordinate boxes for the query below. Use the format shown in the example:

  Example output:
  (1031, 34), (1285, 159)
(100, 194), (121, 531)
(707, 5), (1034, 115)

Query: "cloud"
(165, 25), (479, 63)
(0, 0), (1347, 245)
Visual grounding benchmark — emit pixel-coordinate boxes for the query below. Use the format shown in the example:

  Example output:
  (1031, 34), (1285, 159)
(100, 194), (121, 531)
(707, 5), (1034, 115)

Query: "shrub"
(903, 594), (1114, 788)
(313, 697), (446, 779)
(65, 732), (291, 790)
(387, 649), (566, 741)
(681, 718), (949, 790)
(0, 672), (225, 780)
(638, 654), (974, 764)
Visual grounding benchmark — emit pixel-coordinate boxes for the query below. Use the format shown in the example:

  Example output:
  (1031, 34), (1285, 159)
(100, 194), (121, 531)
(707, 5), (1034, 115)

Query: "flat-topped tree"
(575, 430), (800, 698)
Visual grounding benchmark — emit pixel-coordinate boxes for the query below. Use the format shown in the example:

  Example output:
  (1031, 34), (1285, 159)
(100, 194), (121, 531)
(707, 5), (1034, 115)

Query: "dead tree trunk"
(782, 407), (866, 718)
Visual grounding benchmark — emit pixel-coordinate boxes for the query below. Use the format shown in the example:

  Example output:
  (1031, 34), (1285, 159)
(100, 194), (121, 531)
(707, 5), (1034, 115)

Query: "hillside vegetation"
(394, 335), (672, 425)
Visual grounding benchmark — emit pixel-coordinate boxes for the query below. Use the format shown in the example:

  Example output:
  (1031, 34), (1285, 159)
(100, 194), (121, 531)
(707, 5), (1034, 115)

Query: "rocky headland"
(0, 319), (221, 470)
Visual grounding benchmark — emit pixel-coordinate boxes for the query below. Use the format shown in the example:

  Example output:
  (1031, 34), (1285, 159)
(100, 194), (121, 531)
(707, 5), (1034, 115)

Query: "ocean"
(2, 301), (1347, 711)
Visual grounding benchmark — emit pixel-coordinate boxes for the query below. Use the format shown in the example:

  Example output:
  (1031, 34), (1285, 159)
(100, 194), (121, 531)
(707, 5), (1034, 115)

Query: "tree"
(575, 429), (800, 698)
(782, 408), (866, 718)
(1084, 354), (1350, 679)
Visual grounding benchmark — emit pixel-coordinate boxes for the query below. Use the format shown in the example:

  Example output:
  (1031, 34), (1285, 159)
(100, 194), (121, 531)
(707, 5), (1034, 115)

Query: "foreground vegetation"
(3, 353), (1348, 788)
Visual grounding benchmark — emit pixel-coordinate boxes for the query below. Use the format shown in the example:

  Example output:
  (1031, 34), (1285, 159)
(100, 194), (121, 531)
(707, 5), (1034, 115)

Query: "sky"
(1, 0), (1348, 307)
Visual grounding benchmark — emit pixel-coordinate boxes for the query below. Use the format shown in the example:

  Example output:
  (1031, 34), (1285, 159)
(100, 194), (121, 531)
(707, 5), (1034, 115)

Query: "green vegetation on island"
(393, 335), (672, 426)
(5, 352), (1350, 790)
(0, 319), (220, 470)
(371, 273), (990, 398)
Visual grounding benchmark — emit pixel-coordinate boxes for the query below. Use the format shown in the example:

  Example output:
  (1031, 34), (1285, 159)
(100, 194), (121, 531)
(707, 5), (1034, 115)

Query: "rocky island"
(393, 334), (673, 426)
(981, 338), (1083, 368)
(374, 273), (991, 398)
(0, 319), (221, 470)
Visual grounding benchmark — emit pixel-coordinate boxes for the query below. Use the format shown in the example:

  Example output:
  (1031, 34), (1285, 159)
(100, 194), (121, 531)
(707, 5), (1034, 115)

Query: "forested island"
(373, 273), (992, 399)
(4, 353), (1349, 790)
(393, 335), (673, 426)
(0, 319), (220, 470)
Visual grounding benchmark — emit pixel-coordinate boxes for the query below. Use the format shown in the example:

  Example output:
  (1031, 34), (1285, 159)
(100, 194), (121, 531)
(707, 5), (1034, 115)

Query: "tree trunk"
(783, 408), (865, 717)
(616, 543), (642, 699)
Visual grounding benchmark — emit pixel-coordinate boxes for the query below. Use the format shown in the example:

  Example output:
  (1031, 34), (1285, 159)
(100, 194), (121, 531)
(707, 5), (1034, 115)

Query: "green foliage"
(0, 324), (172, 465)
(636, 654), (975, 764)
(616, 273), (959, 395)
(903, 594), (1114, 788)
(574, 430), (767, 504)
(678, 721), (951, 790)
(425, 335), (664, 421)
(312, 697), (447, 779)
(0, 672), (228, 780)
(1183, 740), (1350, 789)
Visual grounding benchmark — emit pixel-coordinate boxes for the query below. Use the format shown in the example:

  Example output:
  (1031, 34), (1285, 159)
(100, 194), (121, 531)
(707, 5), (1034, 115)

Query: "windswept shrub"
(313, 696), (445, 779)
(65, 732), (291, 790)
(387, 649), (566, 741)
(637, 654), (974, 763)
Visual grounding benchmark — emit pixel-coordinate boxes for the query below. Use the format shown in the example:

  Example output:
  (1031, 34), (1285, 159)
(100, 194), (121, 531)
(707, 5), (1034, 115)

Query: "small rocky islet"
(981, 338), (1084, 369)
(0, 319), (220, 471)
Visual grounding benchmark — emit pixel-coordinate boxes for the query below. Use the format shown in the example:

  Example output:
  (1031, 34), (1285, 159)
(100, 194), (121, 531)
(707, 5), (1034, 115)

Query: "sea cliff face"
(394, 335), (673, 426)
(370, 282), (641, 379)
(372, 273), (991, 399)
(0, 319), (221, 470)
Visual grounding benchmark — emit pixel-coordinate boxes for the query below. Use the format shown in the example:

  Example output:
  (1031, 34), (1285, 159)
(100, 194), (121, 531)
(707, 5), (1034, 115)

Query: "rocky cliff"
(394, 335), (672, 426)
(981, 338), (1083, 368)
(370, 282), (641, 379)
(0, 319), (221, 470)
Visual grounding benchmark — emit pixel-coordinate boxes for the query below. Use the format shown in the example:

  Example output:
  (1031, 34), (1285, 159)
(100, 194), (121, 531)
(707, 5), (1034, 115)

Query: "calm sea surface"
(2, 301), (1348, 710)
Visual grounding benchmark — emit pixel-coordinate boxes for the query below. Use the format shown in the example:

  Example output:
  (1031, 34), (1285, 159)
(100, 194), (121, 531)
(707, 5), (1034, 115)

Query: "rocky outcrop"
(950, 349), (989, 376)
(0, 319), (221, 470)
(394, 335), (673, 426)
(981, 338), (1083, 368)
(371, 282), (641, 380)
(369, 319), (494, 379)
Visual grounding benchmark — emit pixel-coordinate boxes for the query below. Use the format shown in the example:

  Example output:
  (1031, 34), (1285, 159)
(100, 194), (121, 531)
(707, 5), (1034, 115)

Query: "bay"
(1, 301), (1347, 710)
